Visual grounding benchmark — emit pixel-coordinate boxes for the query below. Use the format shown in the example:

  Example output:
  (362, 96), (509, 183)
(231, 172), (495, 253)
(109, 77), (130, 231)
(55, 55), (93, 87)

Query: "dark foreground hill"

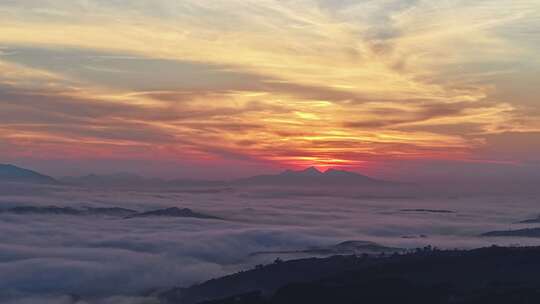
(250, 240), (404, 257)
(160, 246), (540, 304)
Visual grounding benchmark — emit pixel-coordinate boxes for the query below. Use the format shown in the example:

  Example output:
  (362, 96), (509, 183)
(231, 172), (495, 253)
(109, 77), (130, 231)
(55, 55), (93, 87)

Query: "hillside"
(0, 164), (58, 184)
(160, 246), (540, 304)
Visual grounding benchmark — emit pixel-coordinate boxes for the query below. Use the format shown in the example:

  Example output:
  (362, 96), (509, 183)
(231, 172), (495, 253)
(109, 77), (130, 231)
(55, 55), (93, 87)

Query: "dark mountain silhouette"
(0, 164), (58, 184)
(400, 209), (455, 214)
(518, 215), (540, 224)
(233, 167), (391, 187)
(159, 255), (375, 304)
(54, 167), (396, 189)
(160, 246), (540, 304)
(0, 205), (222, 220)
(250, 240), (404, 257)
(0, 205), (137, 217)
(482, 227), (540, 237)
(125, 207), (222, 220)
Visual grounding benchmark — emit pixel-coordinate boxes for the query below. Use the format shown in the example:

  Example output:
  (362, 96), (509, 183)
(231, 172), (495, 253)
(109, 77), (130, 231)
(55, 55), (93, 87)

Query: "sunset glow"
(3, 2), (540, 302)
(1, 1), (539, 178)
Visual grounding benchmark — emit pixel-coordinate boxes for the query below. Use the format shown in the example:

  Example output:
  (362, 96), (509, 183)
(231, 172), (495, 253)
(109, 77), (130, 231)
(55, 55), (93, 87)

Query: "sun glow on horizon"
(0, 0), (539, 177)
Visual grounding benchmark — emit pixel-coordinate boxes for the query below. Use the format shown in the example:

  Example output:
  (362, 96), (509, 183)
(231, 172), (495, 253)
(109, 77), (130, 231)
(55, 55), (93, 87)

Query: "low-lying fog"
(1, 184), (539, 303)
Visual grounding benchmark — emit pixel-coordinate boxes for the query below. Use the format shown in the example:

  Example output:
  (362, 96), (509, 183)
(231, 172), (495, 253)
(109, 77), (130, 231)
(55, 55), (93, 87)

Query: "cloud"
(0, 0), (538, 173)
(0, 47), (275, 92)
(0, 184), (539, 301)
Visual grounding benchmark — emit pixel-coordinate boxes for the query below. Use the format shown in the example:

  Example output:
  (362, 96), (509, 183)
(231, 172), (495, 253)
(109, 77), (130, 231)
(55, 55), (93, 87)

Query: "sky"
(0, 0), (539, 180)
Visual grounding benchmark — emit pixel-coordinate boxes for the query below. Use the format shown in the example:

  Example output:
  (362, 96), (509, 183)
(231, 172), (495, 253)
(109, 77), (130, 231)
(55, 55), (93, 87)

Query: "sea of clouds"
(1, 183), (539, 303)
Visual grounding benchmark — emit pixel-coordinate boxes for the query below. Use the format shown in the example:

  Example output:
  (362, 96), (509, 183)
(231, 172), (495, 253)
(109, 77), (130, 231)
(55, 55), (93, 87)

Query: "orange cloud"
(0, 1), (539, 173)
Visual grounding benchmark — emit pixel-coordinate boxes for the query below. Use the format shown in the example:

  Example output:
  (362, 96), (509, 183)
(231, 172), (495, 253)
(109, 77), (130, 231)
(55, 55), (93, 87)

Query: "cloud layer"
(1, 184), (540, 303)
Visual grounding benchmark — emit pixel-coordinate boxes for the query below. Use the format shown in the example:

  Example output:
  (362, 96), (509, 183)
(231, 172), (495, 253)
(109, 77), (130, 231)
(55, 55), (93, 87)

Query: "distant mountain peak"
(303, 166), (322, 173)
(297, 166), (324, 176)
(0, 164), (58, 184)
(236, 167), (389, 187)
(281, 166), (324, 176)
(323, 168), (343, 174)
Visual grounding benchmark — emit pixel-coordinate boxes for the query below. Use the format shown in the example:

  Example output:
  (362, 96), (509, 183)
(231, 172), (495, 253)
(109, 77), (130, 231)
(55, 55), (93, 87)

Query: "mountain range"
(0, 164), (393, 188)
(0, 205), (222, 220)
(232, 167), (390, 186)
